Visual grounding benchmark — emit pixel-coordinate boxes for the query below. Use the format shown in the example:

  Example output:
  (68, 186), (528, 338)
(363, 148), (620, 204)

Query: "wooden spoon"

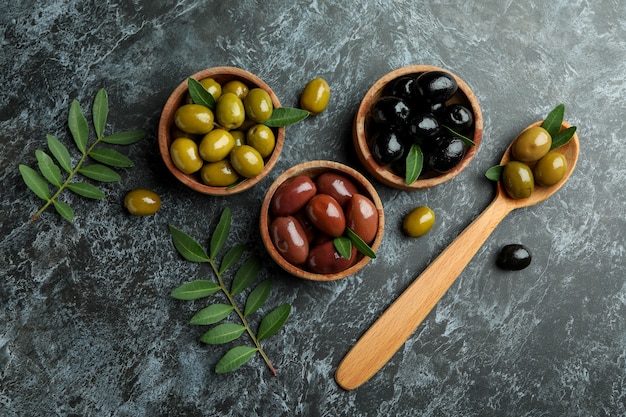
(335, 121), (579, 390)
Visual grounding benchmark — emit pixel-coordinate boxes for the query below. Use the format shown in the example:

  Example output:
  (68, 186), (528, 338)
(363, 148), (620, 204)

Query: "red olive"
(270, 216), (309, 265)
(315, 172), (359, 206)
(305, 194), (346, 237)
(307, 240), (358, 274)
(271, 175), (317, 216)
(345, 194), (378, 244)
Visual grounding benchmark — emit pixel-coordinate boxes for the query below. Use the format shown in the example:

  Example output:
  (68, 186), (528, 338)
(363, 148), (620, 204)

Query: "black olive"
(386, 76), (416, 102)
(496, 244), (532, 270)
(370, 96), (411, 125)
(371, 128), (404, 165)
(443, 104), (474, 133)
(414, 70), (458, 103)
(406, 112), (440, 140)
(425, 135), (465, 173)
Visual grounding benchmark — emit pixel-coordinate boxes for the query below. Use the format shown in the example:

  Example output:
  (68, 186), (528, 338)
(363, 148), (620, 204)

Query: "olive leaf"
(485, 165), (503, 182)
(169, 208), (291, 376)
(19, 88), (146, 221)
(333, 236), (353, 259)
(541, 103), (565, 138)
(550, 126), (577, 150)
(263, 107), (309, 127)
(405, 144), (424, 184)
(188, 77), (216, 110)
(442, 125), (476, 146)
(346, 227), (376, 258)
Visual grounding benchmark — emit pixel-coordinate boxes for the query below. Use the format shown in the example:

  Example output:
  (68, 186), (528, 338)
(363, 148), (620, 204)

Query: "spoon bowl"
(335, 121), (579, 390)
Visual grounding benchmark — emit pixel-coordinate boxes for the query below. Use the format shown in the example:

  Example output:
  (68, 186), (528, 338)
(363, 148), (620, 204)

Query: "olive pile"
(169, 77), (277, 187)
(502, 126), (568, 199)
(366, 70), (475, 179)
(269, 173), (379, 274)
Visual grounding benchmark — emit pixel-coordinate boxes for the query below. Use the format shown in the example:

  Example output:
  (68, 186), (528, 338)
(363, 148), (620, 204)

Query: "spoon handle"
(335, 195), (513, 390)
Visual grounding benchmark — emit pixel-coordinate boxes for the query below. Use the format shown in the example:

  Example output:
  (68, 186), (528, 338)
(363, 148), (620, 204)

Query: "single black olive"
(370, 96), (411, 126)
(443, 104), (474, 133)
(496, 244), (532, 270)
(371, 128), (404, 165)
(414, 70), (458, 103)
(386, 76), (416, 102)
(425, 135), (465, 173)
(406, 112), (440, 140)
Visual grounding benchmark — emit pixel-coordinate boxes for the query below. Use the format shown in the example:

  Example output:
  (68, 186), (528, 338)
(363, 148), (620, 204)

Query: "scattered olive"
(533, 151), (567, 186)
(402, 205), (435, 237)
(124, 189), (161, 216)
(502, 161), (534, 199)
(496, 244), (532, 270)
(300, 77), (331, 114)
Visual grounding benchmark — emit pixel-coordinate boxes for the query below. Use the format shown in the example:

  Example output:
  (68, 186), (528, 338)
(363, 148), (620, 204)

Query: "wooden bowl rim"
(260, 160), (385, 281)
(353, 64), (483, 190)
(158, 66), (285, 195)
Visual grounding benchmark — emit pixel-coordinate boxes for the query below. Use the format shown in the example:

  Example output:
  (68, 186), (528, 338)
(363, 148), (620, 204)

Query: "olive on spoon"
(335, 121), (579, 391)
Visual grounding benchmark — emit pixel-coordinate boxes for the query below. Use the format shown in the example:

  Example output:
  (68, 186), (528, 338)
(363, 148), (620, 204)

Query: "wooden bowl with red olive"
(260, 160), (385, 281)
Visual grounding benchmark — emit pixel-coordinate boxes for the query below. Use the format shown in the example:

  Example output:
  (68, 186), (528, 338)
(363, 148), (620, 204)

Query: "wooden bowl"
(158, 67), (285, 195)
(353, 65), (483, 190)
(260, 160), (385, 281)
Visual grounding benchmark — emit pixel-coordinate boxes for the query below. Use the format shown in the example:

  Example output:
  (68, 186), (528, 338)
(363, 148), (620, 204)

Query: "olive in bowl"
(158, 67), (285, 195)
(353, 65), (483, 190)
(260, 161), (385, 281)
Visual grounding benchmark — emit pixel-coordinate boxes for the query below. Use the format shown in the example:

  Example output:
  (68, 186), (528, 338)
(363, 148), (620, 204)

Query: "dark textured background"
(1, 1), (625, 416)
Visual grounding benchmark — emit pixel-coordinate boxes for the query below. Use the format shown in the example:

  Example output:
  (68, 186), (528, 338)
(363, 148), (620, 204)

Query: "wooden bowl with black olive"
(353, 65), (483, 190)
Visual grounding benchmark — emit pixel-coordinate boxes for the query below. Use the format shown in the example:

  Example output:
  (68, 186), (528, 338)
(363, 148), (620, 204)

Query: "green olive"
(222, 80), (249, 99)
(511, 126), (552, 162)
(533, 151), (567, 186)
(170, 137), (203, 174)
(502, 161), (534, 199)
(300, 77), (330, 114)
(230, 145), (264, 178)
(174, 104), (214, 135)
(215, 93), (245, 130)
(200, 159), (240, 187)
(199, 129), (235, 162)
(402, 206), (435, 238)
(124, 189), (161, 216)
(243, 88), (273, 123)
(246, 124), (275, 158)
(200, 77), (222, 101)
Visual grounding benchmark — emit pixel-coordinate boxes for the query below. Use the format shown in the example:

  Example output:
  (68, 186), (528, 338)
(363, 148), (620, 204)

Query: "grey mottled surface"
(1, 1), (625, 416)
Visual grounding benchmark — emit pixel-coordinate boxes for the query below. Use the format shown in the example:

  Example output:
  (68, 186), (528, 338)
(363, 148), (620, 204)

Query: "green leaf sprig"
(19, 88), (146, 221)
(333, 227), (377, 260)
(169, 207), (291, 375)
(485, 104), (577, 182)
(187, 78), (308, 128)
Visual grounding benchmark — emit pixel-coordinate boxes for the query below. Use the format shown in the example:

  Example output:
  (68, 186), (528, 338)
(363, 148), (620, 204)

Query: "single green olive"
(215, 92), (245, 130)
(174, 104), (215, 135)
(243, 88), (273, 123)
(533, 151), (567, 186)
(200, 77), (222, 101)
(230, 144), (264, 178)
(511, 126), (552, 162)
(170, 137), (203, 174)
(246, 124), (275, 158)
(230, 130), (246, 146)
(222, 80), (249, 99)
(502, 161), (534, 199)
(199, 129), (235, 162)
(402, 206), (435, 238)
(200, 159), (240, 187)
(300, 77), (330, 114)
(124, 189), (161, 216)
